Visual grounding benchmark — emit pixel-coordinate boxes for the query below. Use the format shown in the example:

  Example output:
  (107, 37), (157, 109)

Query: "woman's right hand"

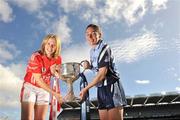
(54, 93), (63, 104)
(81, 60), (91, 69)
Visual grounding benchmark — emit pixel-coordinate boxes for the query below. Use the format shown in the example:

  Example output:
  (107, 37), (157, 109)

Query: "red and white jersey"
(24, 51), (61, 87)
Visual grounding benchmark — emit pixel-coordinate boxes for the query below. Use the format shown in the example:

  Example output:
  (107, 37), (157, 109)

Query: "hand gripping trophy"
(60, 62), (83, 102)
(59, 61), (91, 120)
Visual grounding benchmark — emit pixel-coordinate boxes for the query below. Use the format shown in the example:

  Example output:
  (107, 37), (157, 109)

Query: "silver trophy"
(60, 62), (82, 102)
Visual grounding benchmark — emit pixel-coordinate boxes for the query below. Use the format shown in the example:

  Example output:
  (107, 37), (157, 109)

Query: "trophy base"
(64, 92), (80, 102)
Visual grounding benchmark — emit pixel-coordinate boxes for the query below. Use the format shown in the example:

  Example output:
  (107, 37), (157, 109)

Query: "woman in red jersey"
(20, 34), (63, 120)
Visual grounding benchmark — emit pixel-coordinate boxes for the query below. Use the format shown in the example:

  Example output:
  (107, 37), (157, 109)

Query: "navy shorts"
(97, 80), (127, 110)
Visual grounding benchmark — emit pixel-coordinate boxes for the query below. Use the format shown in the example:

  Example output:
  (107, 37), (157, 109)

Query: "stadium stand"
(58, 92), (180, 120)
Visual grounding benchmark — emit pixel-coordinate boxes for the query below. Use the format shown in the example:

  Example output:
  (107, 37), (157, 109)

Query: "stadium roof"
(61, 91), (180, 110)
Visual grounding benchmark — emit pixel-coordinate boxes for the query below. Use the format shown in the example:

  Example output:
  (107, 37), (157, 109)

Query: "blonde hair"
(40, 34), (61, 58)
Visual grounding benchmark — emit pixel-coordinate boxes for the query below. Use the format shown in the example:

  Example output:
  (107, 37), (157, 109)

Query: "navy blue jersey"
(90, 40), (120, 87)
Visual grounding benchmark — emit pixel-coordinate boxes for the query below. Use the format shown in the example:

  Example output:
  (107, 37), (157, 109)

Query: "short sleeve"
(26, 53), (42, 74)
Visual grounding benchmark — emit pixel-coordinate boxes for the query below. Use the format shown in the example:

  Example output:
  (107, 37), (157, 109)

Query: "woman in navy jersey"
(80, 24), (127, 120)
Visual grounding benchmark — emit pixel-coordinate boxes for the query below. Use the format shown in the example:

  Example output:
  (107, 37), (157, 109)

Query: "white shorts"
(21, 82), (50, 105)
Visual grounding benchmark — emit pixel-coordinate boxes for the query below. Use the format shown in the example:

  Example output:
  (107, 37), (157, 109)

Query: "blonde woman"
(20, 34), (63, 120)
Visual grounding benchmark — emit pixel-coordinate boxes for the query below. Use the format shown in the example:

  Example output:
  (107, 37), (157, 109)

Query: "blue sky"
(0, 0), (179, 119)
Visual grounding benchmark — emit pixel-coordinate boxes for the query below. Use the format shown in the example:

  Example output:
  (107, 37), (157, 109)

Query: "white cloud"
(3, 0), (168, 25)
(121, 0), (147, 25)
(61, 43), (90, 63)
(0, 63), (24, 108)
(0, 0), (13, 23)
(58, 0), (168, 25)
(36, 11), (54, 28)
(9, 63), (26, 79)
(51, 16), (72, 44)
(160, 91), (166, 95)
(110, 31), (159, 63)
(152, 0), (168, 12)
(0, 40), (21, 64)
(58, 0), (96, 13)
(175, 87), (180, 92)
(10, 0), (48, 13)
(6, 0), (55, 31)
(135, 80), (150, 84)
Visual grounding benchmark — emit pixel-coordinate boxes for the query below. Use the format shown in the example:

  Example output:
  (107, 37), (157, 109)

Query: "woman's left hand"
(50, 64), (60, 77)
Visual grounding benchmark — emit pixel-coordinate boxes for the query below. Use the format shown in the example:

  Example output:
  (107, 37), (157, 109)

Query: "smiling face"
(44, 38), (57, 58)
(85, 27), (101, 47)
(40, 34), (61, 58)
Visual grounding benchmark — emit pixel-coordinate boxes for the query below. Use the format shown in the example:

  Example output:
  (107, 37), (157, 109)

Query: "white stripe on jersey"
(98, 45), (109, 63)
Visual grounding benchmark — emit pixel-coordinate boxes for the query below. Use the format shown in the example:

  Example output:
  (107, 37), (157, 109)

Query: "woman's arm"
(33, 73), (63, 104)
(86, 66), (107, 89)
(79, 66), (107, 100)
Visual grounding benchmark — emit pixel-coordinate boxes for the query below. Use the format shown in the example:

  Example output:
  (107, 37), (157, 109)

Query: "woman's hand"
(81, 60), (91, 70)
(54, 93), (63, 104)
(50, 64), (60, 78)
(79, 88), (87, 101)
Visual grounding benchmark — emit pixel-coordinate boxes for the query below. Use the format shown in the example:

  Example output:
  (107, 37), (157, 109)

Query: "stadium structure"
(58, 91), (180, 120)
